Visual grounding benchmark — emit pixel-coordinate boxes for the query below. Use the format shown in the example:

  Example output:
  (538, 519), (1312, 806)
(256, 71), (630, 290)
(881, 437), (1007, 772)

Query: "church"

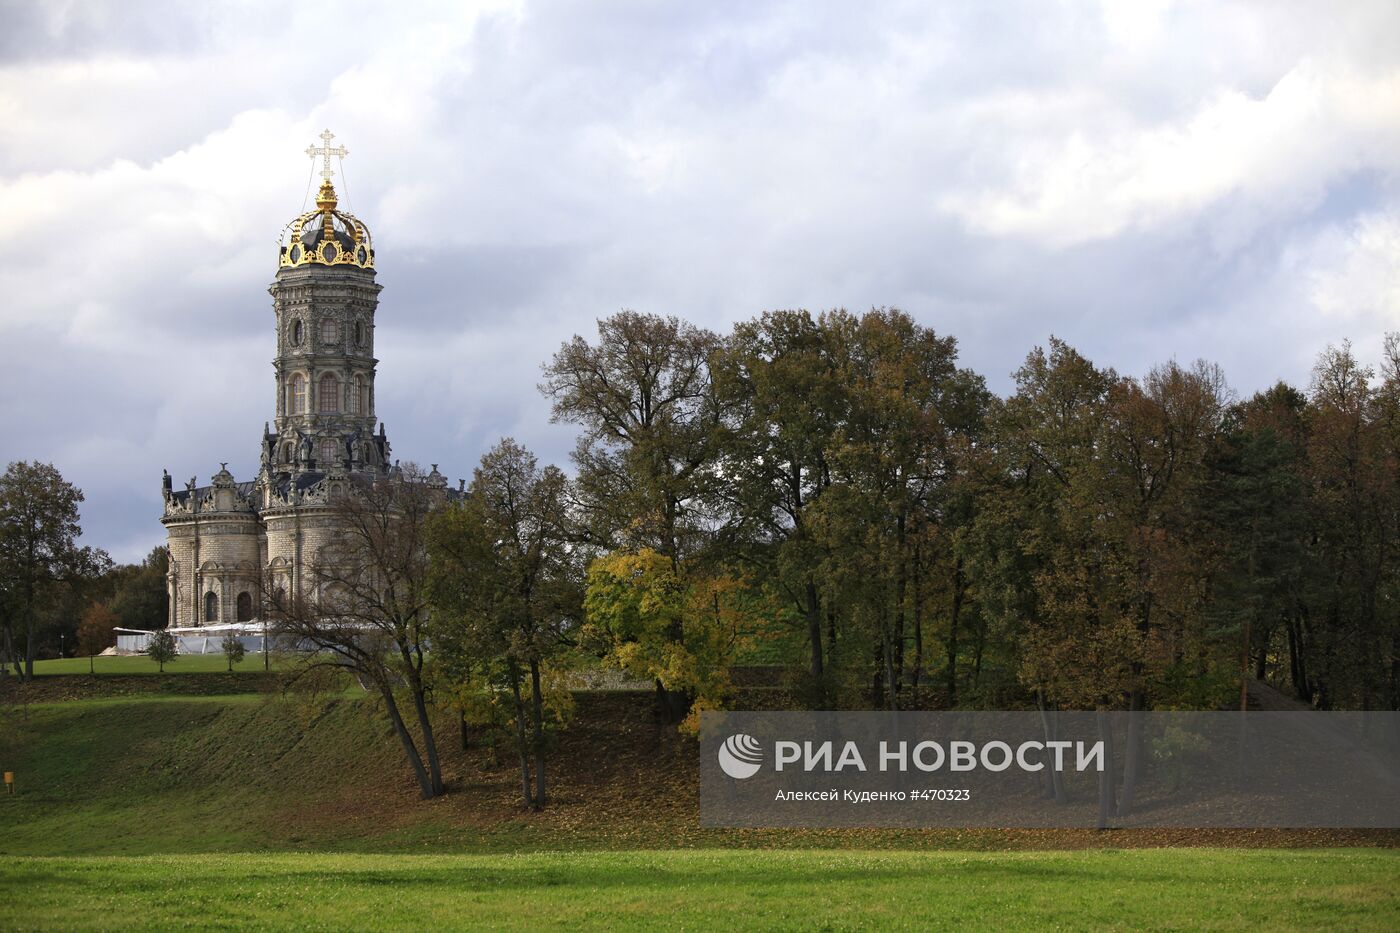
(159, 133), (455, 632)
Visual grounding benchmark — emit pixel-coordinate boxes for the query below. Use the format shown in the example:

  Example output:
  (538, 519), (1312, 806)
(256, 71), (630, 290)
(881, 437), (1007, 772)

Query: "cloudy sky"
(2, 0), (1399, 562)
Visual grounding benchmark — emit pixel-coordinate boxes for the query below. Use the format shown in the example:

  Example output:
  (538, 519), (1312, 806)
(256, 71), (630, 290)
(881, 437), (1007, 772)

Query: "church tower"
(162, 131), (461, 631)
(264, 130), (389, 476)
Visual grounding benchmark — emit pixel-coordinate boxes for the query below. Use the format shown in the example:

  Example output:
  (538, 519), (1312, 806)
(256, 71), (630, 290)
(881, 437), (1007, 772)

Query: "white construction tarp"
(113, 623), (273, 655)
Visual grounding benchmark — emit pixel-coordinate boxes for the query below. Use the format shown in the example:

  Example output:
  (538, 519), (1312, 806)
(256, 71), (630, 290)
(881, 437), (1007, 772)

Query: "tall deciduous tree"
(540, 311), (725, 720)
(270, 465), (446, 799)
(813, 309), (982, 709)
(77, 601), (119, 673)
(428, 439), (579, 810)
(0, 461), (109, 679)
(711, 310), (847, 687)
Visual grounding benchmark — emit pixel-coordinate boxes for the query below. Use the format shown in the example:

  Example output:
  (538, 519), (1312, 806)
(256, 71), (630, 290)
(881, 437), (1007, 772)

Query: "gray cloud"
(2, 0), (1399, 561)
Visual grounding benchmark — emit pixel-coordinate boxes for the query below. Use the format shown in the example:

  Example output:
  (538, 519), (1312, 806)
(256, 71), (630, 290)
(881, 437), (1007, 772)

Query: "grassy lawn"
(1, 849), (1395, 931)
(29, 654), (289, 676)
(3, 691), (1396, 930)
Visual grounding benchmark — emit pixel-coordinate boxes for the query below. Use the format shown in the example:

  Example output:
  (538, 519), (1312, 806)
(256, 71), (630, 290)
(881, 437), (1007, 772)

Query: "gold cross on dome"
(305, 129), (348, 184)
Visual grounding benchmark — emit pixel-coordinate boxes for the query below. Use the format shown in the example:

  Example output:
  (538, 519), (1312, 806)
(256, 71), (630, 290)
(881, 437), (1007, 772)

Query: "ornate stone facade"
(160, 138), (452, 628)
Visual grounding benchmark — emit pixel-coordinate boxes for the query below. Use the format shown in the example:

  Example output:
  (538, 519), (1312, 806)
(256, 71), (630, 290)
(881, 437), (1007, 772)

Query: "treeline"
(399, 308), (1400, 805)
(0, 460), (168, 678)
(8, 309), (1400, 804)
(527, 310), (1399, 718)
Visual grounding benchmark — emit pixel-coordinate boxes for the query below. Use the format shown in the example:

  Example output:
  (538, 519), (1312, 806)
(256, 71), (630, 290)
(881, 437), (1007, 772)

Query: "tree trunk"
(1096, 709), (1116, 830)
(805, 580), (824, 681)
(946, 557), (964, 707)
(509, 663), (533, 809)
(971, 616), (986, 687)
(24, 609), (35, 680)
(530, 657), (546, 810)
(410, 682), (445, 796)
(827, 605), (837, 669)
(884, 627), (897, 711)
(2, 620), (16, 677)
(1117, 691), (1143, 817)
(402, 648), (444, 796)
(1036, 689), (1066, 804)
(911, 545), (923, 707)
(382, 686), (436, 800)
(893, 513), (907, 701)
(1288, 604), (1312, 703)
(654, 679), (690, 724)
(1240, 616), (1251, 713)
(459, 713), (471, 752)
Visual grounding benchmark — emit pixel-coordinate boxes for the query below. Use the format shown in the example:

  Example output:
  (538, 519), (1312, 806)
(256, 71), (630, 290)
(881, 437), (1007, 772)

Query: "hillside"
(2, 683), (1397, 857)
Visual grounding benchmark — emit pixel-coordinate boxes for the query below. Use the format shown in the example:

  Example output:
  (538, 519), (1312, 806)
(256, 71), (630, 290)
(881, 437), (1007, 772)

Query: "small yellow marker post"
(3, 772), (12, 795)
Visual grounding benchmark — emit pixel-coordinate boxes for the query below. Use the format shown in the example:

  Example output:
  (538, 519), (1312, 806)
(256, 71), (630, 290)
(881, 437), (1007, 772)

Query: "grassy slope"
(3, 689), (1398, 929)
(2, 849), (1397, 931)
(29, 655), (288, 675)
(4, 688), (1399, 856)
(1, 692), (406, 855)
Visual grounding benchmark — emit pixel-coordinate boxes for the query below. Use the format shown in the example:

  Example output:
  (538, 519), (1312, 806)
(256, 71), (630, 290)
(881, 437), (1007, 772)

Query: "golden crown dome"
(278, 131), (374, 270)
(278, 180), (375, 270)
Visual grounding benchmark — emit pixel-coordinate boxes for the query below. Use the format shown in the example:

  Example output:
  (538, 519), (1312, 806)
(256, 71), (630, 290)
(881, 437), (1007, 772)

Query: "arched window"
(204, 591), (219, 623)
(361, 379), (371, 416)
(289, 374), (306, 414)
(291, 319), (303, 346)
(354, 321), (366, 347)
(271, 586), (287, 617)
(281, 443), (294, 464)
(349, 375), (362, 414)
(319, 437), (340, 467)
(236, 591), (253, 622)
(319, 373), (339, 413)
(321, 318), (338, 345)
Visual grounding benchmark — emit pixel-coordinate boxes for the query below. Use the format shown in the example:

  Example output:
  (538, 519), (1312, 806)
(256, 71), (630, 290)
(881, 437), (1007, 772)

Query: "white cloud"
(1, 0), (1398, 560)
(1306, 210), (1400, 324)
(939, 62), (1400, 248)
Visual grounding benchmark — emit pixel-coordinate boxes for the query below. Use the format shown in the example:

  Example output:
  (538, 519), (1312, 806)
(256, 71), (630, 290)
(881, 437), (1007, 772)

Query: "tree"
(1204, 384), (1310, 701)
(221, 631), (246, 671)
(1300, 342), (1395, 709)
(584, 549), (755, 733)
(540, 311), (726, 721)
(803, 309), (981, 709)
(711, 310), (847, 688)
(0, 461), (110, 679)
(146, 629), (177, 673)
(429, 440), (579, 809)
(270, 465), (446, 800)
(109, 547), (170, 631)
(77, 601), (119, 674)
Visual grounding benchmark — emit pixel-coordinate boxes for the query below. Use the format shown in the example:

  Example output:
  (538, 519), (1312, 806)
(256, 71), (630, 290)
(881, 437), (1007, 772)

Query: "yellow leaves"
(584, 548), (757, 732)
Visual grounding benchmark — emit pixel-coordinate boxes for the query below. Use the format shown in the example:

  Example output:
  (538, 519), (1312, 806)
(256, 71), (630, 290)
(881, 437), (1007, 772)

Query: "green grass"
(0, 693), (394, 856)
(30, 653), (289, 675)
(3, 691), (1397, 929)
(1, 849), (1395, 931)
